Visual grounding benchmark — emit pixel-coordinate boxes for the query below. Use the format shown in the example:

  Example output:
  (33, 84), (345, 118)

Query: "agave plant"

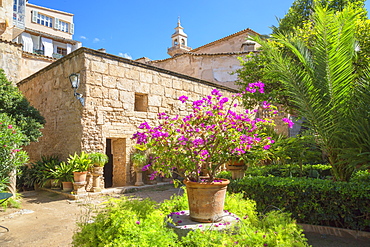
(253, 2), (370, 181)
(51, 162), (74, 183)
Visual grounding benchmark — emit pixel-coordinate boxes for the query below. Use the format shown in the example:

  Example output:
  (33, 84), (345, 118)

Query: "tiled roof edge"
(0, 38), (22, 47)
(18, 47), (238, 93)
(25, 28), (79, 44)
(190, 28), (260, 53)
(150, 51), (257, 63)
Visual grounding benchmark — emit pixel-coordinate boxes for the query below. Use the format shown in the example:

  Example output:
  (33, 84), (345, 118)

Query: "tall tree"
(235, 0), (367, 111)
(272, 0), (366, 35)
(252, 2), (370, 181)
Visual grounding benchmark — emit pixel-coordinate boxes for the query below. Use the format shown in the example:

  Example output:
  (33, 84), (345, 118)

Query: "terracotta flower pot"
(184, 178), (230, 223)
(62, 181), (73, 192)
(228, 160), (245, 166)
(73, 171), (87, 182)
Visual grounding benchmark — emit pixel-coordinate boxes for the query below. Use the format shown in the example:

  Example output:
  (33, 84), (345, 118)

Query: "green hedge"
(228, 176), (370, 232)
(245, 164), (332, 178)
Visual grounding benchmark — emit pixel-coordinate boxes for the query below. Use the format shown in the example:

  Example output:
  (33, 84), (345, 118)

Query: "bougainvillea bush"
(132, 83), (292, 182)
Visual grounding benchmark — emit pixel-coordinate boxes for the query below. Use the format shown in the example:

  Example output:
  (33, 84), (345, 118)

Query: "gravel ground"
(0, 185), (368, 247)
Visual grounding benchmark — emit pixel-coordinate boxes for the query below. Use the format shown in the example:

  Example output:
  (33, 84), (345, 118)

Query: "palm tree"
(253, 2), (370, 181)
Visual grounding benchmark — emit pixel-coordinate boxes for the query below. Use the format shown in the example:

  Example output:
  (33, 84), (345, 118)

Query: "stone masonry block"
(133, 82), (149, 94)
(109, 88), (119, 101)
(148, 95), (162, 107)
(89, 86), (103, 98)
(160, 76), (172, 88)
(109, 64), (125, 78)
(117, 78), (133, 91)
(172, 79), (182, 90)
(103, 75), (117, 89)
(125, 68), (139, 80)
(164, 87), (175, 98)
(182, 81), (194, 91)
(119, 91), (134, 103)
(148, 106), (159, 113)
(150, 84), (164, 95)
(87, 72), (103, 86)
(91, 60), (109, 74)
(139, 71), (153, 84)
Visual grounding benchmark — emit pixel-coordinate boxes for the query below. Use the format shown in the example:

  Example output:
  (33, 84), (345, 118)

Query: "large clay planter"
(228, 160), (245, 166)
(226, 160), (246, 170)
(62, 181), (73, 192)
(227, 160), (247, 179)
(73, 171), (87, 182)
(184, 178), (230, 223)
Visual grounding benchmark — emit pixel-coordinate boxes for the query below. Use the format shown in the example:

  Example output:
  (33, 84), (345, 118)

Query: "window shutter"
(32, 10), (38, 23)
(54, 18), (60, 30)
(69, 23), (74, 34)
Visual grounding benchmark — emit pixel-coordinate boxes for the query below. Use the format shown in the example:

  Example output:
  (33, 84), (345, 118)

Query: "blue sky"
(29, 0), (369, 61)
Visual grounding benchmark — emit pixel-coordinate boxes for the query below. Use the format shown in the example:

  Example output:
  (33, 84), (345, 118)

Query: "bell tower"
(167, 17), (191, 57)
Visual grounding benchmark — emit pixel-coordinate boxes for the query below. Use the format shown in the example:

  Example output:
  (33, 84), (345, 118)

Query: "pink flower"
(263, 145), (271, 150)
(282, 118), (294, 128)
(138, 122), (150, 129)
(179, 95), (188, 103)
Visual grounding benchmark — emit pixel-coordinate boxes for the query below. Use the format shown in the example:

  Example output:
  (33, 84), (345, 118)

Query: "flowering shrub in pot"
(132, 84), (292, 222)
(132, 83), (286, 183)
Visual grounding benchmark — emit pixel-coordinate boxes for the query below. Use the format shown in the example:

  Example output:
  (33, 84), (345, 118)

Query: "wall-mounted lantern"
(69, 73), (85, 106)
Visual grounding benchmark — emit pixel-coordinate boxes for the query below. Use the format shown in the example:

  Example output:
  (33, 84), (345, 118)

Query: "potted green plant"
(132, 84), (292, 222)
(39, 155), (61, 189)
(51, 161), (74, 191)
(68, 152), (92, 182)
(88, 152), (108, 172)
(130, 147), (148, 186)
(88, 152), (108, 192)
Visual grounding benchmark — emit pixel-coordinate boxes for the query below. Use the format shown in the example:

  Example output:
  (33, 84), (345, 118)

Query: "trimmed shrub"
(245, 164), (332, 179)
(72, 192), (309, 246)
(228, 176), (370, 231)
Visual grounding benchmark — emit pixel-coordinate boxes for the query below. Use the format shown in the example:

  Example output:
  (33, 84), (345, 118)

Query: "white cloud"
(80, 36), (87, 40)
(119, 52), (132, 60)
(93, 38), (100, 43)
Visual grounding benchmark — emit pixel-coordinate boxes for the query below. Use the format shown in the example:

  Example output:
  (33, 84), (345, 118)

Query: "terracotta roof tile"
(25, 28), (79, 45)
(150, 51), (256, 63)
(190, 28), (260, 53)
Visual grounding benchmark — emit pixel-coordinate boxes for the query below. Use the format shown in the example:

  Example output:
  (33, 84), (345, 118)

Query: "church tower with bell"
(167, 17), (192, 57)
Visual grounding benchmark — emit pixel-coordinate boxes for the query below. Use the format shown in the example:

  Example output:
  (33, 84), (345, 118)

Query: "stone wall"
(0, 40), (22, 83)
(191, 29), (261, 54)
(0, 40), (55, 84)
(20, 53), (55, 81)
(150, 52), (249, 90)
(18, 47), (238, 187)
(81, 51), (238, 186)
(18, 49), (86, 162)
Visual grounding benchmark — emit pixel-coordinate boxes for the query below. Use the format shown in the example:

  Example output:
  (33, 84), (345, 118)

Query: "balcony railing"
(52, 53), (64, 59)
(33, 49), (44, 55)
